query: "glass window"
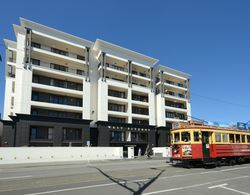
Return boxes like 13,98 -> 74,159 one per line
229,134 -> 235,143
222,133 -> 228,142
236,134 -> 241,143
181,132 -> 190,142
215,133 -> 221,142
193,131 -> 200,142
247,135 -> 250,143
30,127 -> 37,139
174,132 -> 180,142
241,135 -> 246,143
31,58 -> 40,65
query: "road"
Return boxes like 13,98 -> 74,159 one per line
0,159 -> 250,195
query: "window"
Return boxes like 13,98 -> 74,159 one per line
236,134 -> 241,143
77,55 -> 85,61
222,133 -> 229,142
30,126 -> 53,140
51,47 -> 68,56
63,128 -> 82,140
11,97 -> 14,106
31,42 -> 41,48
181,132 -> 190,142
215,133 -> 221,142
247,135 -> 250,143
32,92 -> 39,101
229,134 -> 235,143
241,135 -> 246,143
12,81 -> 15,93
31,58 -> 40,65
174,132 -> 180,142
193,131 -> 200,142
76,69 -> 84,75
110,131 -> 124,142
51,63 -> 68,72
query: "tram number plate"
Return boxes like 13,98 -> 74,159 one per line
206,144 -> 210,149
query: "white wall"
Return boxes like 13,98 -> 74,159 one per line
152,147 -> 171,158
0,147 -> 123,164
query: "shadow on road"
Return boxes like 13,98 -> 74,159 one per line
91,166 -> 165,195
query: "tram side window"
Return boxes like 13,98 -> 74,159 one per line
222,133 -> 229,143
236,134 -> 241,143
229,134 -> 235,143
181,132 -> 190,142
174,132 -> 180,142
247,135 -> 250,143
193,131 -> 200,142
215,133 -> 221,142
241,135 -> 246,143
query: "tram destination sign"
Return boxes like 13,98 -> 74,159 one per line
237,122 -> 248,130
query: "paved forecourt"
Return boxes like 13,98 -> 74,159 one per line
0,159 -> 249,195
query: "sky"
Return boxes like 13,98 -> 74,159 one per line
0,0 -> 250,124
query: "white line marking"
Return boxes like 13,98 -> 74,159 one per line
0,175 -> 32,180
24,182 -> 119,195
220,185 -> 250,195
142,176 -> 250,195
209,183 -> 250,195
208,183 -> 227,189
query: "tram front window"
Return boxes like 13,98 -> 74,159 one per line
174,132 -> 180,142
181,131 -> 190,142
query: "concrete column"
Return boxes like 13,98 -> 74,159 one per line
160,70 -> 164,97
127,87 -> 132,123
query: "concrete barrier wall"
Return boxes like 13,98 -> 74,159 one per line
152,147 -> 171,158
0,147 -> 123,164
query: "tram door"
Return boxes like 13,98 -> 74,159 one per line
201,132 -> 210,159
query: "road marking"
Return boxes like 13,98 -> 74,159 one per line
208,183 -> 228,189
209,183 -> 250,195
142,175 -> 250,195
0,175 -> 32,180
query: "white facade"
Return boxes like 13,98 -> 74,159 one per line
3,18 -> 191,128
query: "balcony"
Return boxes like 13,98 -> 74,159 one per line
31,42 -> 86,65
108,103 -> 126,113
31,58 -> 85,78
108,89 -> 126,99
32,74 -> 83,91
132,70 -> 150,81
165,111 -> 187,120
165,100 -> 186,109
132,107 -> 149,115
106,63 -> 127,72
164,80 -> 187,90
165,91 -> 187,100
132,94 -> 148,103
32,91 -> 83,107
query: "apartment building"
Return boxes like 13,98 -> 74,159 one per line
1,18 -> 191,152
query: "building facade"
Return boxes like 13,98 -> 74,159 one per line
1,18 -> 191,151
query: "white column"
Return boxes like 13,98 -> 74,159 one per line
156,93 -> 165,127
97,78 -> 108,121
149,91 -> 156,125
83,80 -> 90,119
127,87 -> 132,123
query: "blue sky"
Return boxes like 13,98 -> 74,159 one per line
0,0 -> 250,124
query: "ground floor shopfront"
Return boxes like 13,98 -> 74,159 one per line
1,116 -> 172,150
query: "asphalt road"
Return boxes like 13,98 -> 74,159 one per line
0,159 -> 250,195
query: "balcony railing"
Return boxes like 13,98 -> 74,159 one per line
108,90 -> 126,99
132,94 -> 148,102
31,42 -> 86,62
132,70 -> 150,78
108,103 -> 126,112
165,91 -> 187,99
165,80 -> 187,89
165,101 -> 186,109
166,112 -> 187,120
31,59 -> 85,77
106,63 -> 128,72
132,107 -> 149,115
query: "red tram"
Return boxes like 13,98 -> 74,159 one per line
170,124 -> 250,167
